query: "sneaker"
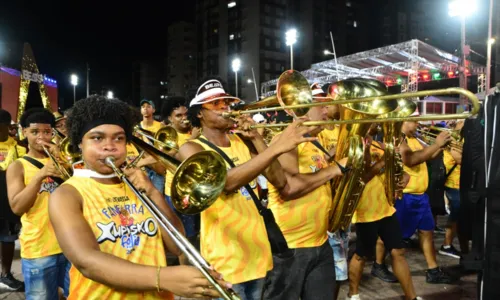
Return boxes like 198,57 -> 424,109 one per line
434,226 -> 446,234
426,267 -> 454,284
438,245 -> 461,259
371,262 -> 398,283
346,295 -> 361,300
0,272 -> 25,291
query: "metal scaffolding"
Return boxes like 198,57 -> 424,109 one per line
261,39 -> 485,97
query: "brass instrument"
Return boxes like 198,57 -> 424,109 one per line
134,126 -> 179,151
42,144 -> 72,180
416,126 -> 463,151
105,153 -> 240,300
262,126 -> 284,145
247,87 -> 479,129
131,136 -> 226,215
224,70 -> 313,119
328,78 -> 398,233
378,99 -> 417,205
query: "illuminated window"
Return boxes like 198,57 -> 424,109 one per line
228,2 -> 236,8
229,34 -> 235,40
353,21 -> 357,27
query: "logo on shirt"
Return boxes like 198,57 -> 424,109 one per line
239,179 -> 257,200
310,155 -> 325,173
39,177 -> 59,194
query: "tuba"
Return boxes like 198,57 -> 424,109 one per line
379,99 -> 417,204
327,78 -> 398,232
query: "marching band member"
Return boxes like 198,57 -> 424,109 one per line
438,121 -> 464,259
0,109 -> 26,292
393,120 -> 454,284
139,99 -> 166,193
161,96 -> 200,265
7,108 -> 71,299
263,92 -> 346,300
179,77 -> 317,299
54,112 -> 68,138
347,124 -> 420,300
49,96 -> 228,299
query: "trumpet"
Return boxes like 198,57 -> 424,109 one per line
416,126 -> 463,151
105,156 -> 240,300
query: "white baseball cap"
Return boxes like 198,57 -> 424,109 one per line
252,114 -> 266,123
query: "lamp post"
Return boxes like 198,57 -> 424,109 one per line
448,0 -> 477,104
107,91 -> 114,99
285,29 -> 297,70
70,74 -> 78,104
486,0 -> 494,90
232,58 -> 241,97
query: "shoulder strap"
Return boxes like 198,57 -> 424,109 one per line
21,156 -> 64,185
197,137 -> 265,214
445,164 -> 458,179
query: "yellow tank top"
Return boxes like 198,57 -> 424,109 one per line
319,126 -> 340,151
165,131 -> 192,196
443,150 -> 460,189
140,121 -> 163,134
125,143 -> 140,165
403,137 -> 429,194
63,176 -> 172,300
18,157 -> 62,259
268,138 -> 332,248
353,143 -> 396,223
191,134 -> 272,284
0,137 -> 25,171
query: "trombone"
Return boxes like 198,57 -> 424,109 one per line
108,137 -> 240,300
134,126 -> 179,151
42,143 -> 72,180
416,126 -> 463,151
238,88 -> 480,128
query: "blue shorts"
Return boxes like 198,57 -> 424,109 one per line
328,226 -> 350,281
445,187 -> 460,222
395,193 -> 435,238
165,196 -> 197,238
22,253 -> 71,300
145,167 -> 165,195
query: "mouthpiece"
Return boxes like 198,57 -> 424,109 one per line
104,157 -> 116,166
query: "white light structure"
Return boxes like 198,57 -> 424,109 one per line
107,91 -> 114,99
448,0 -> 477,17
232,58 -> 241,97
285,29 -> 297,70
70,74 -> 78,104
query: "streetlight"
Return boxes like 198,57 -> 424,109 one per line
285,29 -> 297,70
324,49 -> 333,56
107,91 -> 114,99
448,0 -> 477,104
486,0 -> 494,90
70,74 -> 78,104
232,58 -> 241,97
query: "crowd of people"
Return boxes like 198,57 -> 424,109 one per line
0,75 -> 469,300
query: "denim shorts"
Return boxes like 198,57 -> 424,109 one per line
145,167 -> 165,195
218,278 -> 265,300
328,226 -> 350,281
445,187 -> 460,222
22,253 -> 71,300
165,196 -> 198,238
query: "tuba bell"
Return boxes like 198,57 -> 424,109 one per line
327,78 -> 398,233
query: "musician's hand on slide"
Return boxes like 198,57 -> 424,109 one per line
122,166 -> 154,194
39,159 -> 63,179
162,266 -> 232,298
233,116 -> 259,140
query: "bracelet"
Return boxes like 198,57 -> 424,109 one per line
156,265 -> 161,293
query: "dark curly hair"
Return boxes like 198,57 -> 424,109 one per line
66,95 -> 136,148
0,109 -> 12,126
161,96 -> 188,121
187,76 -> 228,128
20,108 -> 55,128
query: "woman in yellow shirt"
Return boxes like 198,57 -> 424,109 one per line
49,96 -> 229,299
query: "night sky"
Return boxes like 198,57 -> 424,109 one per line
0,0 -> 195,110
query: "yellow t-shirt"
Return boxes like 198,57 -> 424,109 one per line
268,138 -> 332,248
191,134 -> 272,284
0,137 -> 26,171
18,157 -> 62,259
403,137 -> 429,195
319,125 -> 340,151
353,143 -> 396,223
165,131 -> 192,196
140,120 -> 163,135
63,176 -> 172,300
125,143 -> 140,165
444,150 -> 460,189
